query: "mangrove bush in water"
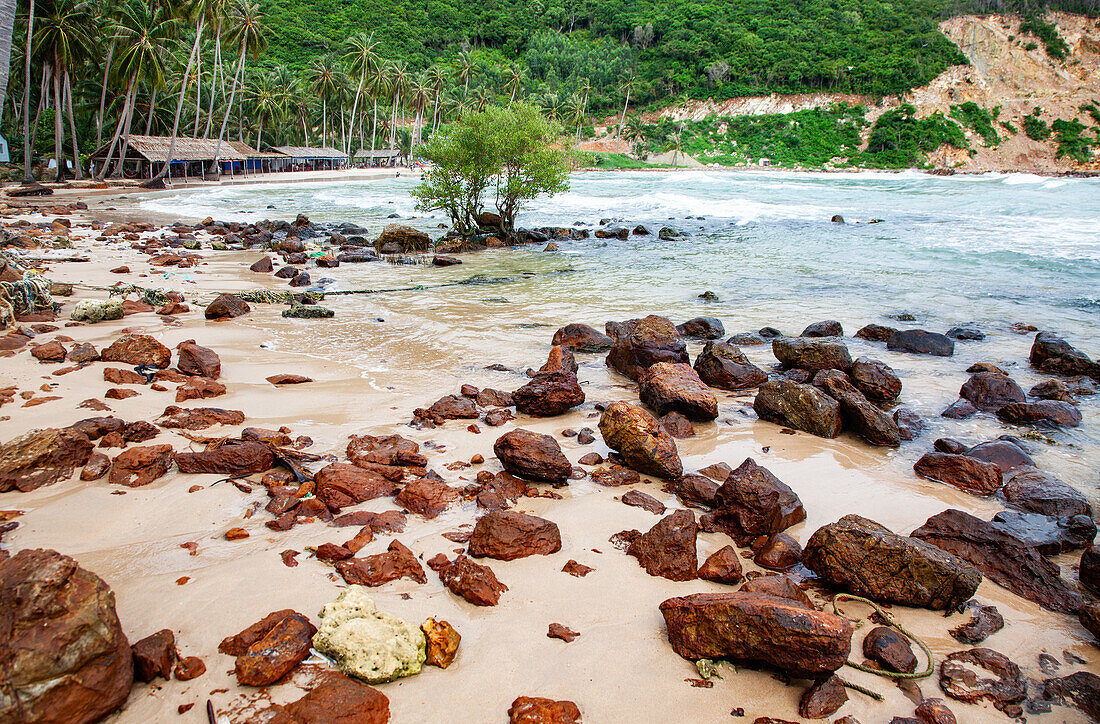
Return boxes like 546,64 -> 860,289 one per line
412,104 -> 570,236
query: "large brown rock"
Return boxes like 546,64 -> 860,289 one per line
346,434 -> 426,469
1081,545 -> 1100,595
493,429 -> 571,483
708,458 -> 805,545
639,362 -> 718,421
659,592 -> 853,677
996,400 -> 1082,427
434,554 -> 508,606
109,444 -> 174,487
426,394 -> 479,420
101,333 -> 171,367
598,401 -> 682,479
753,380 -> 842,438
803,514 -> 981,610
913,452 -> 1002,495
219,609 -> 303,656
335,540 -> 427,587
204,293 -> 251,319
815,370 -> 900,447
959,373 -> 1024,411
964,440 -> 1034,474
176,341 -> 221,379
0,428 -> 93,492
990,510 -> 1096,555
508,696 -> 581,724
1030,331 -> 1099,380
234,613 -> 317,686
375,224 -> 430,253
0,549 -> 133,723
174,442 -> 274,477
276,670 -> 390,724
551,323 -> 614,352
697,545 -> 743,584
771,337 -> 852,372
799,674 -> 848,719
131,629 -> 177,682
394,478 -> 461,519
157,405 -> 245,430
468,510 -> 561,561
849,357 -> 901,402
512,371 -> 584,417
693,340 -> 768,390
677,316 -> 725,339
911,508 -> 1083,613
939,648 -> 1026,711
313,463 -> 398,509
887,329 -> 954,356
605,315 -> 688,380
626,509 -> 698,581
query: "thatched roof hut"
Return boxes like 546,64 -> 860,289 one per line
89,135 -> 248,162
270,146 -> 349,160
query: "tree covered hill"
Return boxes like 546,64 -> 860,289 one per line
257,0 -> 970,109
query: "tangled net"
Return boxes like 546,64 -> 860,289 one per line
107,284 -> 172,307
0,273 -> 54,330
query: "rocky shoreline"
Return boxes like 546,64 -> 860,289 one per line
0,197 -> 1097,723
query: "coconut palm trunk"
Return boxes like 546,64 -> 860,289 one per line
96,40 -> 114,147
51,57 -> 65,181
212,44 -> 246,176
151,21 -> 202,184
21,0 -> 34,181
0,0 -> 16,116
64,72 -> 80,178
95,78 -> 134,181
616,84 -> 631,155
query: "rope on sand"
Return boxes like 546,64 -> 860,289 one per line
828,593 -> 936,701
0,274 -> 54,329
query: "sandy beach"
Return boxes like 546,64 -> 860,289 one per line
0,178 -> 1097,724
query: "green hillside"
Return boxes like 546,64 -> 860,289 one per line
257,0 -> 969,110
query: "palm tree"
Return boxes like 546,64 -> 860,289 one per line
623,113 -> 647,155
96,0 -> 179,180
366,59 -> 385,151
616,74 -> 635,154
408,71 -> 429,148
213,0 -> 266,173
247,70 -> 283,149
309,54 -> 337,147
21,0 -> 34,181
506,64 -> 521,105
469,85 -> 491,113
453,50 -> 473,99
387,60 -> 407,149
34,0 -> 96,179
565,93 -> 584,139
200,0 -> 230,138
426,64 -> 445,133
342,32 -> 378,154
0,0 -> 16,116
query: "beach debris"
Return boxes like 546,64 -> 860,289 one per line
468,510 -> 562,561
703,458 -> 805,545
283,303 -> 335,319
887,329 -> 954,356
551,322 -> 614,352
697,545 -> 743,584
493,429 -> 571,483
753,380 -> 842,438
508,697 -> 582,724
639,362 -> 718,421
803,514 -> 981,610
598,400 -> 682,479
0,549 -> 133,722
627,509 -> 698,581
911,509 -> 1083,613
606,315 -> 688,380
693,341 -> 768,390
430,554 -> 508,606
313,586 -> 427,683
659,592 -> 853,677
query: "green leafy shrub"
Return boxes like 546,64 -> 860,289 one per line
858,104 -> 967,168
951,102 -> 1000,146
1024,113 -> 1051,140
1019,16 -> 1070,60
1052,118 -> 1094,163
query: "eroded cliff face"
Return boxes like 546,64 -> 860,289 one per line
643,13 -> 1100,172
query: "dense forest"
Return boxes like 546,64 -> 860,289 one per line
0,0 -> 1096,182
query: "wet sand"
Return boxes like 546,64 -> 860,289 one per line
0,201 -> 1097,723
